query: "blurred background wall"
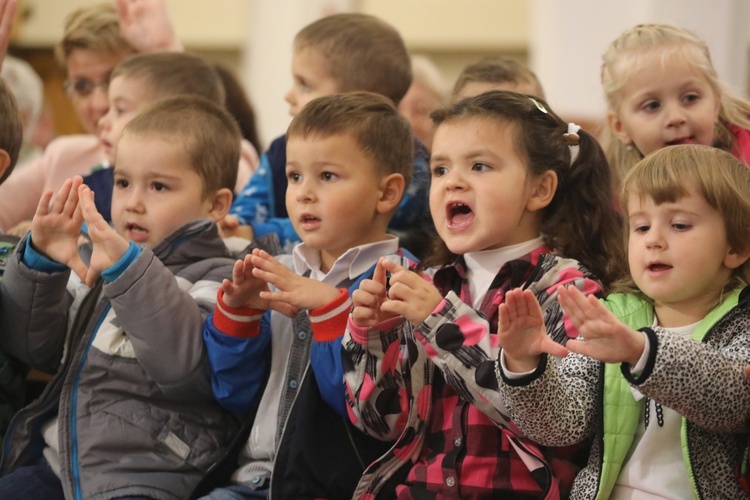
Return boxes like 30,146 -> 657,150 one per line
9,0 -> 750,148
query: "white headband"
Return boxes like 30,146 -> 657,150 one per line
564,123 -> 581,166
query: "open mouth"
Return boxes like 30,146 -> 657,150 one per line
647,262 -> 672,272
447,202 -> 474,228
300,214 -> 320,223
126,223 -> 147,235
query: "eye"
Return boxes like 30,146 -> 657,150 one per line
471,162 -> 491,172
320,171 -> 337,181
672,223 -> 691,231
287,171 -> 301,183
114,178 -> 129,189
642,100 -> 660,112
683,93 -> 700,105
431,165 -> 447,177
633,224 -> 650,234
152,182 -> 168,192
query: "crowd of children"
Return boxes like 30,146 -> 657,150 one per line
0,0 -> 749,498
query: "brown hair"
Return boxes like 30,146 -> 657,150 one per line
0,78 -> 23,183
54,3 -> 135,69
294,13 -> 411,105
287,91 -> 413,188
121,96 -> 240,197
214,63 -> 262,153
426,91 -> 625,287
452,56 -> 545,100
111,52 -> 225,104
615,144 -> 750,296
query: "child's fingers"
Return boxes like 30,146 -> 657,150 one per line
373,258 -> 387,286
357,278 -> 386,299
62,177 -> 83,216
352,288 -> 379,310
542,337 -> 569,358
49,178 -> 74,214
34,189 -> 54,217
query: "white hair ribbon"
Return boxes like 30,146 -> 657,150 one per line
564,123 -> 581,166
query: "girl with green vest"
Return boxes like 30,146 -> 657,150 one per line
497,144 -> 750,498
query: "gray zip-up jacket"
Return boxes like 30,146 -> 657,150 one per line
0,220 -> 240,500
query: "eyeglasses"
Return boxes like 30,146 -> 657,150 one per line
63,78 -> 109,99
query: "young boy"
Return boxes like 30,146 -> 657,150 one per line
0,96 -> 241,499
452,55 -> 546,101
220,13 -> 431,258
85,51 -> 255,221
196,92 -> 417,499
0,76 -> 28,438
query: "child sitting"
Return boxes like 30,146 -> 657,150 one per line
85,51 -> 255,222
220,13 -> 431,258
498,144 -> 750,497
343,91 -> 624,498
196,91 -> 418,500
601,23 -> 750,183
0,96 -> 242,499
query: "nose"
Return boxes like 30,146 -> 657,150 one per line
444,169 -> 467,191
98,111 -> 110,134
123,187 -> 145,213
294,179 -> 315,203
90,86 -> 110,122
644,224 -> 665,249
284,87 -> 297,116
664,101 -> 687,128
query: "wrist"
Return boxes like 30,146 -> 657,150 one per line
503,350 -> 541,373
625,329 -> 646,366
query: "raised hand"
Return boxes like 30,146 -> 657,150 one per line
251,249 -> 335,315
557,285 -> 645,365
497,288 -> 568,372
0,0 -> 16,68
78,184 -> 130,287
378,258 -> 442,325
30,176 -> 87,281
116,0 -> 183,53
221,252 -> 272,311
351,257 -> 395,328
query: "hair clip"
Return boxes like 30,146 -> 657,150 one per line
528,97 -> 548,114
563,133 -> 580,146
566,123 -> 581,165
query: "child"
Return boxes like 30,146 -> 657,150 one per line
0,96 -> 242,499
0,75 -> 28,438
343,90 -> 624,498
195,92 -> 418,500
221,13 -> 431,258
452,55 -> 545,101
497,144 -> 750,498
398,54 -> 448,150
85,51 -> 254,221
601,23 -> 750,183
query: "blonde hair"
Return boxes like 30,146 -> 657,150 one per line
54,3 -> 135,69
601,23 -> 750,182
615,144 -> 750,297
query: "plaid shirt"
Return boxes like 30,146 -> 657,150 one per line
344,246 -> 603,499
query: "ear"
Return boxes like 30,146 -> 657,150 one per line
607,111 -> 633,146
376,173 -> 405,215
206,188 -> 234,222
724,240 -> 750,270
0,150 -> 10,183
526,170 -> 557,212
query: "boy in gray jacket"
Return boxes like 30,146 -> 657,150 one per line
0,96 -> 241,499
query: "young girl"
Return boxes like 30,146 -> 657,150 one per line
342,91 -> 625,498
497,144 -> 750,498
601,23 -> 750,182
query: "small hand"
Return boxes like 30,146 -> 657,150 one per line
78,184 -> 130,287
30,176 -> 87,281
251,249 -> 334,314
351,257 -> 395,328
221,253 -> 271,310
218,214 -> 254,240
558,285 -> 644,365
497,288 -> 568,372
378,258 -> 442,325
0,0 -> 15,68
116,0 -> 183,53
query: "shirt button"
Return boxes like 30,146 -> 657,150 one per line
289,379 -> 298,389
445,476 -> 456,487
297,331 -> 308,340
453,437 -> 462,448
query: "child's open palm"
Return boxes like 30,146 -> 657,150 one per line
78,184 -> 130,287
221,252 -> 273,310
30,176 -> 88,282
558,285 -> 645,365
497,288 -> 569,372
